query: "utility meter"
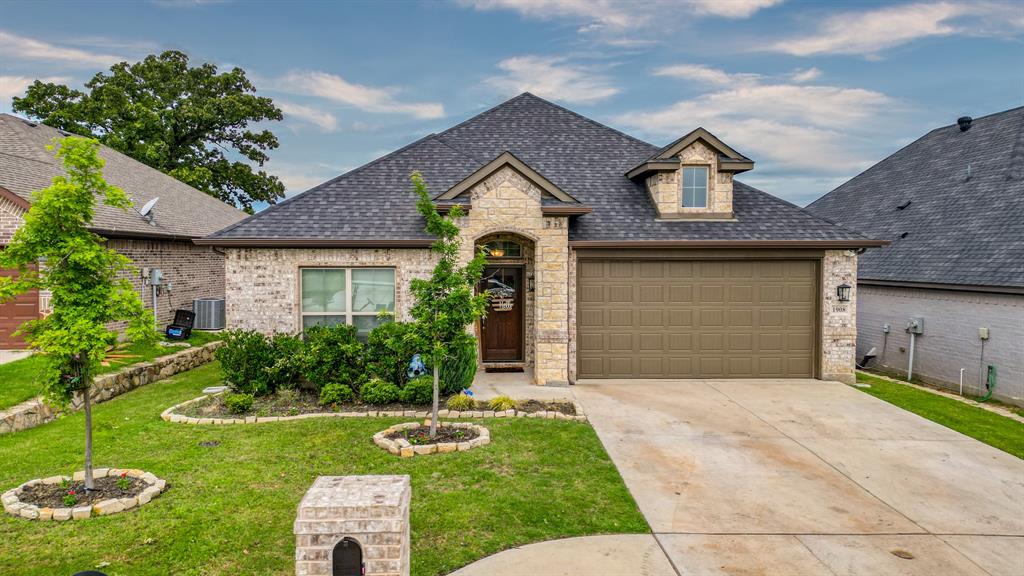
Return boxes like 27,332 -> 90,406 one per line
905,317 -> 924,335
149,268 -> 164,286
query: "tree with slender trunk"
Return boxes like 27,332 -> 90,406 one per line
0,137 -> 154,490
407,172 -> 488,438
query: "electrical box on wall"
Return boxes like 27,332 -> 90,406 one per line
882,323 -> 891,333
149,268 -> 164,286
979,327 -> 990,340
906,317 -> 924,335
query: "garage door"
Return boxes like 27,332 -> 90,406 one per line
577,259 -> 817,379
0,266 -> 38,349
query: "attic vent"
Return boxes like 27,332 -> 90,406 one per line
896,200 -> 912,210
957,116 -> 973,132
21,120 -> 37,128
899,232 -> 909,239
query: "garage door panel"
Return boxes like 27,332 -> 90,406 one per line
578,258 -> 816,379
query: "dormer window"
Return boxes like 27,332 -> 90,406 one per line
682,166 -> 708,208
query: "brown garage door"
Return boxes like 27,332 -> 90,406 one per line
0,266 -> 39,349
577,259 -> 817,379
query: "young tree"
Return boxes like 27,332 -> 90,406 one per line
13,51 -> 284,212
0,137 -> 154,490
407,172 -> 489,438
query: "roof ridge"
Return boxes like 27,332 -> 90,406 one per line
737,180 -> 872,240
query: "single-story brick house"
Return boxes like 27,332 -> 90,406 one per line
199,93 -> 884,386
808,108 -> 1023,405
0,113 -> 247,348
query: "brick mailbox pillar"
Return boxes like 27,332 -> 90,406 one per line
294,475 -> 411,576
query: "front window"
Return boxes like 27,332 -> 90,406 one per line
482,239 -> 522,258
300,267 -> 395,338
682,166 -> 709,208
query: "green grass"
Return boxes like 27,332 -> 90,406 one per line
0,362 -> 647,576
0,331 -> 222,410
855,371 -> 1024,459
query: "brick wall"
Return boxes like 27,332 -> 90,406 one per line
108,239 -> 228,327
0,196 -> 25,245
821,250 -> 858,384
858,285 -> 1023,405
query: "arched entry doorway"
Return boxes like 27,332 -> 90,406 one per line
476,233 -> 535,369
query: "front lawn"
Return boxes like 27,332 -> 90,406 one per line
855,371 -> 1024,459
0,331 -> 222,410
0,362 -> 647,575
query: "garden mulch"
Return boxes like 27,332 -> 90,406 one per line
19,476 -> 147,508
386,426 -> 480,445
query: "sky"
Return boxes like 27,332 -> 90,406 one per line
1,0 -> 1022,208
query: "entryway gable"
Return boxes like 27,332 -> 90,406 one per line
437,151 -> 578,204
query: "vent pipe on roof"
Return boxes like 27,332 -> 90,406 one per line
957,116 -> 973,132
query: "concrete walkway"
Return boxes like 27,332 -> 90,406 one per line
453,379 -> 1024,575
0,350 -> 31,365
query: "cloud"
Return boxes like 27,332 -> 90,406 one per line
486,55 -> 619,104
653,64 -> 761,86
277,71 -> 444,119
790,67 -> 822,82
0,75 -> 72,109
690,0 -> 783,18
278,101 -> 338,132
0,30 -> 123,67
771,2 -> 1024,57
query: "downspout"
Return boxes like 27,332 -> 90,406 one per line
907,331 -> 916,381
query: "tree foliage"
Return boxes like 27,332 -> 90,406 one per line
13,51 -> 284,212
407,171 -> 489,435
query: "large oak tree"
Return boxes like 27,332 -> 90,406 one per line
14,51 -> 284,212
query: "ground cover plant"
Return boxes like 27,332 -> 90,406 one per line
0,362 -> 648,575
855,371 -> 1024,459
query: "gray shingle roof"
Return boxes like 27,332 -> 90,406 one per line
207,93 -> 873,246
807,107 -> 1024,290
0,114 -> 246,239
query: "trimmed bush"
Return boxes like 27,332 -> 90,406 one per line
437,335 -> 478,395
445,393 -> 475,411
217,330 -> 279,396
319,382 -> 354,406
224,392 -> 254,414
399,375 -> 434,405
360,378 -> 401,405
265,333 -> 304,390
487,395 -> 516,411
365,321 -> 418,387
300,324 -> 365,394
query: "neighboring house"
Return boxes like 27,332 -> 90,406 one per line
199,93 -> 883,385
0,113 -> 247,349
808,108 -> 1024,405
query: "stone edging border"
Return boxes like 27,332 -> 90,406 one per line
162,393 -> 588,424
2,468 -> 168,521
374,421 -> 489,457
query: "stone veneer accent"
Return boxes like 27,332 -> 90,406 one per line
373,421 -> 490,457
224,247 -> 437,334
0,341 -> 222,435
454,166 -> 570,385
295,475 -> 411,576
2,468 -> 167,521
821,250 -> 858,383
645,140 -> 734,218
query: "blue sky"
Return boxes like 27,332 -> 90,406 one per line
1,0 -> 1022,207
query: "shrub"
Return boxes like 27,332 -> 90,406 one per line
224,392 -> 255,414
360,378 -> 401,405
265,333 -> 304,390
217,330 -> 277,396
487,395 -> 516,411
301,324 -> 365,394
436,335 -> 478,395
319,382 -> 354,406
445,393 -> 475,411
399,375 -> 434,404
365,321 -> 418,387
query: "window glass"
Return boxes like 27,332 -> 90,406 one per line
352,269 -> 396,313
301,269 -> 346,313
484,240 -> 522,258
682,166 -> 708,208
302,315 -> 346,330
353,315 -> 389,339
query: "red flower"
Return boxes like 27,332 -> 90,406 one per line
68,490 -> 76,495
120,472 -> 127,478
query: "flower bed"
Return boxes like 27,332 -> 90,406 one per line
2,468 -> 167,521
373,422 -> 490,457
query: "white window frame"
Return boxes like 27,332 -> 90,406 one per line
299,267 -> 396,331
681,165 -> 709,208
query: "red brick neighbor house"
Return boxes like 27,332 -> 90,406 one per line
198,93 -> 885,386
0,113 -> 247,349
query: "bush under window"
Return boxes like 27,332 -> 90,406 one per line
399,375 -> 434,405
300,324 -> 365,394
360,378 -> 401,405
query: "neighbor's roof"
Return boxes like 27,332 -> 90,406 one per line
0,113 -> 246,239
807,106 -> 1024,291
204,93 -> 877,248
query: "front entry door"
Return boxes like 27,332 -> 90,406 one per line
480,266 -> 523,363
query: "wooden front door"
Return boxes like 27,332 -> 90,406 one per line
480,266 -> 523,363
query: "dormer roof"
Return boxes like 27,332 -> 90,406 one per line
627,127 -> 754,180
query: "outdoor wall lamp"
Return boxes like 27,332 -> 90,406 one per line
528,274 -> 535,293
836,283 -> 851,302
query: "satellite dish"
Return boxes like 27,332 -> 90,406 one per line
139,197 -> 159,217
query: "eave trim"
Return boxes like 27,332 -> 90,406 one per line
859,279 -> 1024,295
569,239 -> 890,249
192,238 -> 435,248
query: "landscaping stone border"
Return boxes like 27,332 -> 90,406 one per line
0,341 -> 223,435
2,468 -> 168,521
161,393 -> 588,424
374,422 -> 490,457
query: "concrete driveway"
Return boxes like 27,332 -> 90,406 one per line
570,379 -> 1024,576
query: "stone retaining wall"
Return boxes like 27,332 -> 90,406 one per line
0,341 -> 222,435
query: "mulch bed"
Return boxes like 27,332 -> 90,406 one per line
386,426 -> 480,445
515,399 -> 576,415
178,389 -> 437,418
19,476 -> 147,508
